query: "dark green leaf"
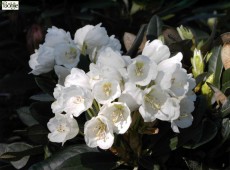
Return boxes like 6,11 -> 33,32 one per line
195,72 -> 211,85
222,81 -> 230,94
221,97 -> 230,117
146,15 -> 162,41
183,119 -> 218,149
126,24 -> 147,58
30,93 -> 54,102
192,2 -> 230,12
222,68 -> 230,84
41,8 -> 65,18
29,145 -> 98,170
79,0 -> 116,9
27,125 -> 49,145
35,77 -> 56,97
208,45 -> 223,88
30,102 -> 53,127
0,144 -> 42,162
16,107 -> 39,127
57,152 -> 118,170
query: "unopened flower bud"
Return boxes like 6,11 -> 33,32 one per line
191,48 -> 204,78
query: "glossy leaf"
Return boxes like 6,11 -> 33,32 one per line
146,15 -> 162,41
29,145 -> 98,170
56,152 -> 118,170
208,45 -> 223,88
16,107 -> 39,127
29,102 -> 53,127
221,96 -> 230,118
126,24 -> 147,58
27,124 -> 49,145
30,93 -> 55,102
35,77 -> 56,97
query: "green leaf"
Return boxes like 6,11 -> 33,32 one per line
30,102 -> 53,127
57,152 -> 118,170
79,0 -> 116,9
126,24 -> 147,58
16,107 -> 39,127
146,15 -> 162,41
183,119 -> 218,149
195,72 -> 211,85
35,76 -> 56,97
221,96 -> 230,117
41,8 -> 65,18
222,81 -> 230,94
29,145 -> 98,170
27,125 -> 49,145
0,144 -> 42,162
30,93 -> 55,102
222,68 -> 230,84
208,45 -> 223,88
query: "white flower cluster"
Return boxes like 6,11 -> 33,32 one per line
29,24 -> 196,149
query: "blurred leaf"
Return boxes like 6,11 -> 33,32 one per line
56,152 -> 118,170
158,0 -> 198,16
41,8 -> 65,18
146,15 -> 162,41
79,0 -> 116,9
35,77 -> 56,97
126,24 -> 147,58
19,5 -> 40,13
30,93 -> 54,102
195,72 -> 211,85
220,32 -> 230,44
222,81 -> 230,94
16,107 -> 39,127
208,45 -> 223,88
29,145 -> 98,170
221,118 -> 230,141
30,102 -> 53,127
123,32 -> 136,52
221,43 -> 230,70
207,82 -> 227,106
222,68 -> 230,84
192,2 -> 230,12
27,124 -> 49,145
183,119 -> 218,149
221,96 -> 230,117
0,144 -> 42,162
163,26 -> 182,45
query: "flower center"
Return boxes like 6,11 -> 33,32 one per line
73,96 -> 84,104
112,104 -> 124,123
144,93 -> 161,110
103,82 -> 112,96
65,47 -> 77,61
95,119 -> 107,141
57,124 -> 66,132
135,61 -> 144,77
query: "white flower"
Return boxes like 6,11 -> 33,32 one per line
173,97 -> 194,132
84,115 -> 114,149
139,85 -> 180,122
87,63 -> 122,88
54,43 -> 80,69
29,45 -> 54,75
127,55 -> 157,86
92,79 -> 121,104
74,24 -> 109,54
44,26 -> 72,47
54,65 -> 70,85
47,113 -> 79,145
142,40 -> 170,64
155,52 -> 183,90
51,85 -> 93,117
118,82 -> 142,111
65,68 -> 91,89
96,47 -> 126,69
108,35 -> 122,52
99,102 -> 131,134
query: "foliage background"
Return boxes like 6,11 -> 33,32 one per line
0,0 -> 230,169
